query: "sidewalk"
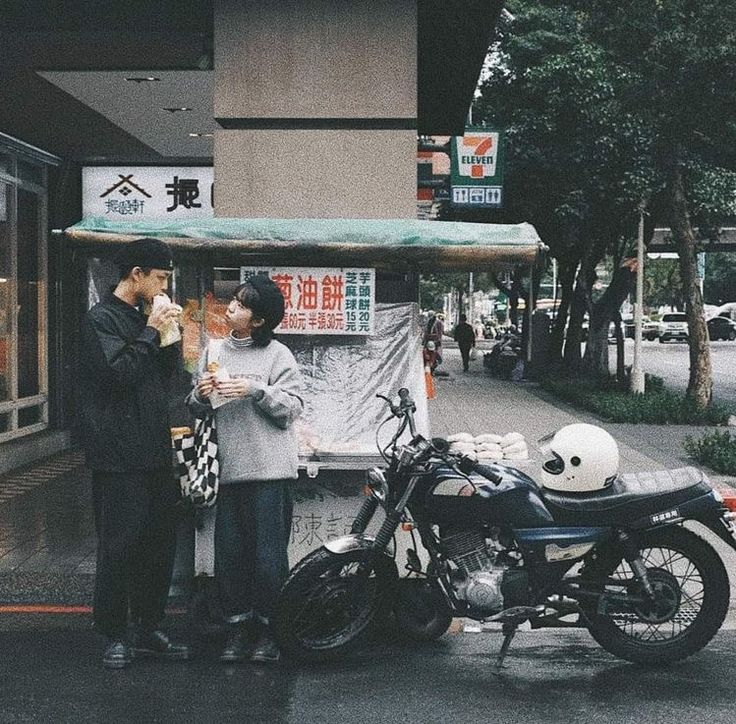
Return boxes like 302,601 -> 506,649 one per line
0,347 -> 734,608
433,346 -> 736,489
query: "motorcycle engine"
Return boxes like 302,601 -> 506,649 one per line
442,528 -> 528,617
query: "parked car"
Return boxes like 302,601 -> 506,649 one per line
658,312 -> 689,343
707,315 -> 736,341
620,316 -> 660,341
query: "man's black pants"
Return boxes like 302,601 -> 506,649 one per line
91,469 -> 178,639
459,344 -> 472,371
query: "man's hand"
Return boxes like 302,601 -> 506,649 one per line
215,378 -> 251,399
147,303 -> 180,334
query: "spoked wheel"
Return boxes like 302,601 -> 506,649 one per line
582,527 -> 729,664
273,547 -> 397,662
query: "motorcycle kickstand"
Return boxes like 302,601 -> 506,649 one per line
493,623 -> 517,676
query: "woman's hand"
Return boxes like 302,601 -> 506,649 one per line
196,373 -> 216,399
215,378 -> 251,399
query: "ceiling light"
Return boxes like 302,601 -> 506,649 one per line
125,76 -> 161,83
164,107 -> 193,113
188,132 -> 214,138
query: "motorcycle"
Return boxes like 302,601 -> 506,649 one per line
274,388 -> 736,670
484,327 -> 522,379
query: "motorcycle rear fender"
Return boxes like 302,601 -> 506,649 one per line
324,533 -> 396,559
628,491 -> 736,552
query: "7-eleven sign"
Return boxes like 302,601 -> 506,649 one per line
450,127 -> 505,208
455,133 -> 499,178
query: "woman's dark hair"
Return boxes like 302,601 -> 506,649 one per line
233,279 -> 284,347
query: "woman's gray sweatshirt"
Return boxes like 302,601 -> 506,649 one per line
186,335 -> 303,483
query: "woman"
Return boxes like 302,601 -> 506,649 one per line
187,275 -> 303,663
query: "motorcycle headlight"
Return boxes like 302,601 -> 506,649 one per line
365,467 -> 388,501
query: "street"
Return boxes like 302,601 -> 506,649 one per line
1,614 -> 736,724
608,339 -> 736,407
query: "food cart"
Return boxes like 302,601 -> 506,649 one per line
61,216 -> 546,601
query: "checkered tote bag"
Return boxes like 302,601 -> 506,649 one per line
173,340 -> 223,508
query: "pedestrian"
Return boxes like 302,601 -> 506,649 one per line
453,314 -> 476,372
423,310 -> 444,372
76,237 -> 191,670
187,274 -> 303,664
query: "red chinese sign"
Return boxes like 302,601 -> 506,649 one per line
241,267 -> 376,335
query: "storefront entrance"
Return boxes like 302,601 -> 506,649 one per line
0,134 -> 58,443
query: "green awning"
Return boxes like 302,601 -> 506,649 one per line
63,216 -> 546,272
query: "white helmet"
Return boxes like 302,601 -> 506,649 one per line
539,423 -> 619,493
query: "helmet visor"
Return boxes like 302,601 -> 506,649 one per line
543,452 -> 565,476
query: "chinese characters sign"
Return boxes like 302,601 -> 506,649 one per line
241,267 -> 375,335
82,166 -> 214,219
450,127 -> 504,209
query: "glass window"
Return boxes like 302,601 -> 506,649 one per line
18,405 -> 42,428
0,412 -> 10,434
16,188 -> 41,398
0,182 -> 11,403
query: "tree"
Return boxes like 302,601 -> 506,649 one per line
581,0 -> 736,407
475,2 -> 654,375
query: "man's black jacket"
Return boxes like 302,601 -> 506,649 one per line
453,322 -> 476,348
76,292 -> 179,472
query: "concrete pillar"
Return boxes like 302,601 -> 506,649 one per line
213,0 -> 417,219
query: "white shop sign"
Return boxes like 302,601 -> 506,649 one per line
241,267 -> 376,336
82,166 -> 214,219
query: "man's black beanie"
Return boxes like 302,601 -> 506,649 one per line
114,237 -> 174,271
247,275 -> 286,330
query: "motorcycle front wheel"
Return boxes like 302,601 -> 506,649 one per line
273,547 -> 398,662
582,526 -> 729,665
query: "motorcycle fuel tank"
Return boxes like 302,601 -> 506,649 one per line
424,463 -> 555,528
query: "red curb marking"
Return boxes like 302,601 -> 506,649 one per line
0,605 -> 187,615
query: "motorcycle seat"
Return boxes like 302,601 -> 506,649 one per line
542,467 -> 712,527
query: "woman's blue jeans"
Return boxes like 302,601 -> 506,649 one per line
215,480 -> 293,625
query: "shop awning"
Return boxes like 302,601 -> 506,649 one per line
62,216 -> 546,272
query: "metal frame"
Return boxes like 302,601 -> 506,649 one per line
0,147 -> 50,443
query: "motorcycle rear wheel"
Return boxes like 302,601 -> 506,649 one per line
582,526 -> 729,665
273,547 -> 397,662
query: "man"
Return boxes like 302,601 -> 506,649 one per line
76,237 -> 191,669
453,314 -> 476,372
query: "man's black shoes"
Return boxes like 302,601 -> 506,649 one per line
250,630 -> 280,663
103,640 -> 133,670
219,628 -> 248,663
132,629 -> 192,661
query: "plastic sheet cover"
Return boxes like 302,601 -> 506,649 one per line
290,302 -> 429,458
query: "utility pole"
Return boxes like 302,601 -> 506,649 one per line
468,272 -> 474,323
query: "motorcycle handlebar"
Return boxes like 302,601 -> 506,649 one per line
376,389 -> 417,437
458,456 -> 504,485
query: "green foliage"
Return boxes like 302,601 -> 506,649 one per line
541,374 -> 729,425
704,252 -> 736,306
645,257 -> 683,310
684,430 -> 736,476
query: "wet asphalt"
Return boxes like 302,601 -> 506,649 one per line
1,614 -> 735,724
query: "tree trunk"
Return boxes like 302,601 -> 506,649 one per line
667,153 -> 712,408
549,261 -> 576,362
564,250 -> 597,371
613,310 -> 626,383
582,263 -> 636,377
